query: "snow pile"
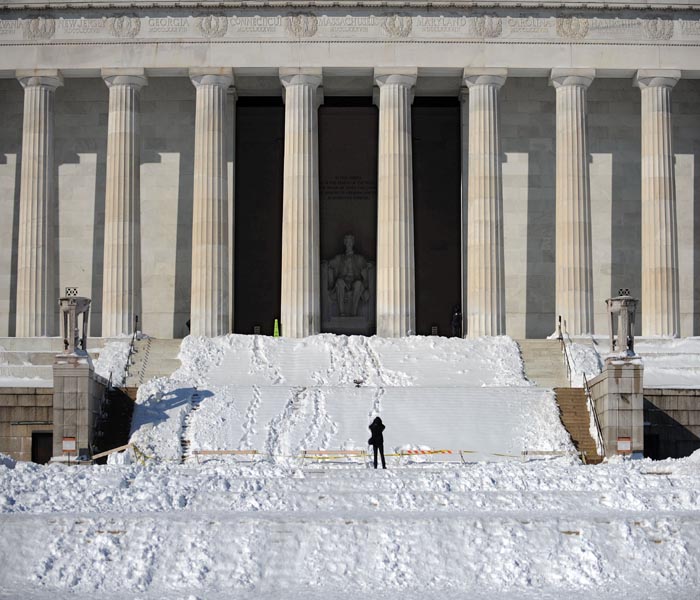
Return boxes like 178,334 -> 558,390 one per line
0,375 -> 53,388
175,334 -> 528,388
635,337 -> 700,388
566,339 -> 603,386
0,452 -> 15,469
0,457 -> 699,599
93,340 -> 131,386
129,335 -> 574,463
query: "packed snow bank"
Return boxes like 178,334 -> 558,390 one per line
0,376 -> 52,388
0,453 -> 15,469
129,335 -> 574,462
0,457 -> 699,599
635,337 -> 700,388
566,339 -> 603,386
175,334 -> 529,388
93,340 -> 131,386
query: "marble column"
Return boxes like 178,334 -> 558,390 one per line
464,69 -> 507,337
635,70 -> 681,337
16,70 -> 63,337
375,69 -> 417,337
189,68 -> 233,337
279,68 -> 322,338
101,69 -> 147,337
550,68 -> 595,335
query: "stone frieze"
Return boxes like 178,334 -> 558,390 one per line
0,10 -> 697,45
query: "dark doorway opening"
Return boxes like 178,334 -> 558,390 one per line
319,97 -> 378,335
412,98 -> 462,336
31,431 -> 52,464
234,97 -> 285,335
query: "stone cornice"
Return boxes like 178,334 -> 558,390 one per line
2,1 -> 700,12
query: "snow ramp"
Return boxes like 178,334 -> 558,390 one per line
129,335 -> 575,462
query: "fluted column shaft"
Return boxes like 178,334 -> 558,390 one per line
279,69 -> 322,338
189,69 -> 233,337
551,69 -> 595,335
16,70 -> 63,337
635,70 -> 680,337
101,70 -> 147,336
375,71 -> 417,337
464,70 -> 507,337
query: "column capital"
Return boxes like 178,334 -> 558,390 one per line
189,68 -> 234,89
279,67 -> 322,88
17,69 -> 63,90
634,69 -> 681,90
549,68 -> 595,89
102,68 -> 148,89
463,68 -> 507,89
374,68 -> 417,88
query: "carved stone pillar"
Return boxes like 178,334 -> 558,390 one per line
635,70 -> 681,337
189,68 -> 233,337
375,69 -> 417,337
279,68 -> 322,338
550,68 -> 595,335
464,69 -> 507,337
101,69 -> 147,337
16,70 -> 63,337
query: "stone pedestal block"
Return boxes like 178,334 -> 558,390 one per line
101,69 -> 147,337
589,359 -> 644,456
375,69 -> 417,337
635,70 -> 681,337
52,353 -> 105,458
16,70 -> 63,337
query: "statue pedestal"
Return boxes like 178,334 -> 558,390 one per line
324,316 -> 374,336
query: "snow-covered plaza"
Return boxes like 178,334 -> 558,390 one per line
2,333 -> 700,598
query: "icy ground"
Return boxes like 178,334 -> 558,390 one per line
1,453 -> 700,599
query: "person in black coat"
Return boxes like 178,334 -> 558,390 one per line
368,416 -> 386,469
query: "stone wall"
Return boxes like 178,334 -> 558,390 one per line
0,387 -> 53,462
0,76 -> 698,338
644,388 -> 700,459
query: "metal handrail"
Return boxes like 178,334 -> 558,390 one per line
121,314 -> 139,387
557,315 -> 574,387
582,372 -> 606,458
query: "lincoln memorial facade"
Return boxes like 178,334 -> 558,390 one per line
0,1 -> 699,340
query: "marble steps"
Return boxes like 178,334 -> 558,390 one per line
126,338 -> 182,387
517,339 -> 569,389
554,387 -> 602,464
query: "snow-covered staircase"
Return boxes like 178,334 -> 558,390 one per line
180,392 -> 204,463
125,338 -> 182,387
554,387 -> 602,464
517,339 -> 569,388
128,336 -> 577,463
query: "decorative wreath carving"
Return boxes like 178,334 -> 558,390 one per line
107,15 -> 141,38
286,13 -> 318,38
474,16 -> 502,39
196,15 -> 229,39
643,18 -> 673,40
22,17 -> 55,40
556,17 -> 589,39
382,14 -> 412,38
